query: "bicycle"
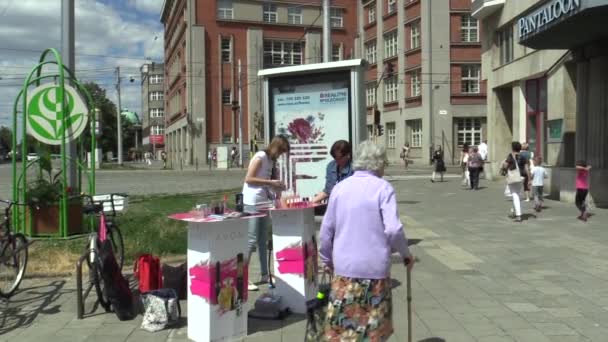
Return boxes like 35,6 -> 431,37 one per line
77,193 -> 128,312
0,199 -> 31,298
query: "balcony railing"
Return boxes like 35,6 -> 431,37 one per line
471,0 -> 505,20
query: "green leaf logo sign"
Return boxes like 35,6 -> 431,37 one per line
26,83 -> 89,145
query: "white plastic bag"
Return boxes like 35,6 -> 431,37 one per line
141,288 -> 181,332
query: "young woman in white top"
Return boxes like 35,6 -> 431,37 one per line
242,136 -> 289,290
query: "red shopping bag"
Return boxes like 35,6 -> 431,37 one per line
134,254 -> 163,293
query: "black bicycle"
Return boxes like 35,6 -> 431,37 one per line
80,193 -> 127,311
0,199 -> 30,298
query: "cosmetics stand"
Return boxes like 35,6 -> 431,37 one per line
169,211 -> 265,342
269,203 -> 321,314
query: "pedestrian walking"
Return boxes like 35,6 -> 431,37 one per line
501,141 -> 531,222
319,140 -> 414,341
460,144 -> 470,188
575,160 -> 592,222
242,136 -> 289,291
207,150 -> 213,170
161,151 -> 167,169
519,143 -> 532,201
531,156 -> 547,212
401,142 -> 410,169
467,146 -> 484,190
212,148 -> 217,168
430,145 -> 446,183
230,146 -> 238,168
478,140 -> 488,161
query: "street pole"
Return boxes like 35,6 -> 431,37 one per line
238,59 -> 244,168
115,67 -> 123,165
428,1 -> 434,163
322,0 -> 331,62
61,0 -> 77,188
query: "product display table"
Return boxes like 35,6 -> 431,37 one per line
268,204 -> 321,314
169,211 -> 265,342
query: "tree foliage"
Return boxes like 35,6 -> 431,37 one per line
0,126 -> 12,153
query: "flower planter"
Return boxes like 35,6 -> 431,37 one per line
26,203 -> 84,236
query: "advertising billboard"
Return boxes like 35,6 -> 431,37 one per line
260,60 -> 366,198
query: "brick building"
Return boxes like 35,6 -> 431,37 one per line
160,0 -> 358,167
360,0 -> 486,164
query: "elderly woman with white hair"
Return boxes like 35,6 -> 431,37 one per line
319,140 -> 414,341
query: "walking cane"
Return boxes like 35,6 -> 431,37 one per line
406,258 -> 413,342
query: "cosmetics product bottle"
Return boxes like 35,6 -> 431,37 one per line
235,193 -> 244,212
214,261 -> 221,305
236,253 -> 244,304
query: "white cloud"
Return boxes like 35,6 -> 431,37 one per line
127,0 -> 164,15
0,0 -> 163,128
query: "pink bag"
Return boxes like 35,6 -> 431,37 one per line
99,214 -> 107,241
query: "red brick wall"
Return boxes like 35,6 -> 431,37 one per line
383,13 -> 398,32
406,50 -> 422,68
450,46 -> 482,62
405,0 -> 420,19
450,0 -> 472,10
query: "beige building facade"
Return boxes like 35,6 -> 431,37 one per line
474,0 -> 608,206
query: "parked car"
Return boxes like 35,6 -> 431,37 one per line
26,153 -> 39,162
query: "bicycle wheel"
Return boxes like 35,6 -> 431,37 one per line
87,253 -> 111,312
106,223 -> 124,271
0,233 -> 28,298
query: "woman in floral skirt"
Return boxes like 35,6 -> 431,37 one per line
319,141 -> 415,341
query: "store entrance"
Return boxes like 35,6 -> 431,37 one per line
525,78 -> 547,159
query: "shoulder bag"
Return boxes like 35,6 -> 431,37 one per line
506,154 -> 523,184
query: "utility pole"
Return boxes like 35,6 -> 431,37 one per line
61,0 -> 77,188
322,0 -> 331,62
238,59 -> 244,168
115,67 -> 123,165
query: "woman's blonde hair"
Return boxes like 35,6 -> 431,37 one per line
265,135 -> 290,160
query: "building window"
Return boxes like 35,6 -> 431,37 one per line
222,89 -> 232,104
150,108 -> 164,118
332,44 -> 342,61
461,65 -> 481,94
150,91 -> 163,101
384,30 -> 397,58
407,119 -> 422,148
456,118 -> 482,146
365,41 -> 377,64
386,122 -> 396,148
410,70 -> 421,97
149,74 -> 163,85
217,0 -> 233,19
330,8 -> 343,28
151,125 -> 164,135
221,38 -> 232,63
368,3 -> 376,24
387,0 -> 397,15
288,6 -> 302,24
498,26 -> 514,65
410,22 -> 420,49
461,15 -> 479,42
384,75 -> 398,103
263,40 -> 303,67
366,83 -> 376,107
263,3 -> 278,23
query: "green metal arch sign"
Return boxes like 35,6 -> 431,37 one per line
26,83 -> 89,145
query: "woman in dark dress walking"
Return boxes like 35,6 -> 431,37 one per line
431,145 -> 446,182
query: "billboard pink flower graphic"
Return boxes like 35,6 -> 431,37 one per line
278,113 -> 325,144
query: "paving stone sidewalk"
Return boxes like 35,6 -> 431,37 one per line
1,176 -> 607,341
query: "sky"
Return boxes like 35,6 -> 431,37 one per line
0,0 -> 164,134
